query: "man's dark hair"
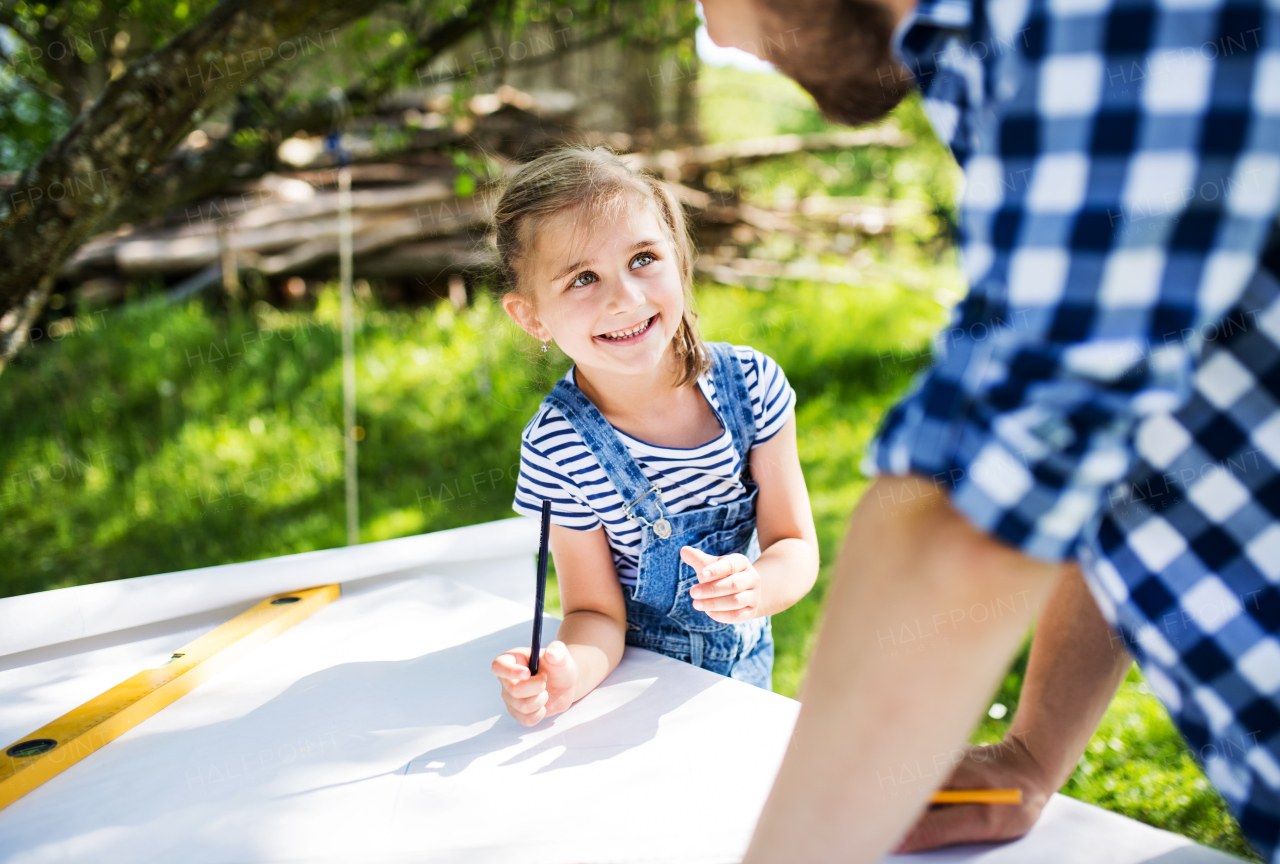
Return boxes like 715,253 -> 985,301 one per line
757,0 -> 915,127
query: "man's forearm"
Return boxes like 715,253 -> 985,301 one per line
1008,564 -> 1133,791
743,476 -> 1067,863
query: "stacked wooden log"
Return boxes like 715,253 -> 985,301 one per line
56,88 -> 918,304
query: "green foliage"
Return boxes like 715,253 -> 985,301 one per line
0,0 -> 219,172
0,0 -> 700,189
0,73 -> 68,171
449,147 -> 500,197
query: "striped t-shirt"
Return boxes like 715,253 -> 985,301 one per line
512,345 -> 796,587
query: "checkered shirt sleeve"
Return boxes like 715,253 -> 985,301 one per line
867,0 -> 1280,562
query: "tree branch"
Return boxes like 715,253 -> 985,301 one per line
0,0 -> 382,365
104,0 -> 503,229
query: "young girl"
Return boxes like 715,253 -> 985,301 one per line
490,146 -> 819,726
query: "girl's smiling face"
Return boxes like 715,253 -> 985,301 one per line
504,197 -> 686,381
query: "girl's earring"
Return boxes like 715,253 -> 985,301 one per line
541,340 -> 549,353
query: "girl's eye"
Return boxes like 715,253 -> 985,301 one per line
631,251 -> 656,269
570,271 -> 598,288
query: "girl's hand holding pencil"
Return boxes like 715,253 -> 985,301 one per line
492,641 -> 579,727
682,546 -> 763,624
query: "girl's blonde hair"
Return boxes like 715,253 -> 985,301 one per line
492,145 -> 710,387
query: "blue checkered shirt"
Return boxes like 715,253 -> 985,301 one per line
867,0 -> 1280,855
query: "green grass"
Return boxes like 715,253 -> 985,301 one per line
0,277 -> 937,603
0,66 -> 1262,862
0,289 -> 557,592
1068,674 -> 1261,860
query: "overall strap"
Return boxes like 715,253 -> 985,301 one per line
705,342 -> 757,467
541,375 -> 666,525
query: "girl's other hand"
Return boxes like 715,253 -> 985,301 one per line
681,545 -> 762,623
491,640 -> 578,726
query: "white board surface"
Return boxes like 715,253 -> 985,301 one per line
0,544 -> 1248,863
0,516 -> 539,657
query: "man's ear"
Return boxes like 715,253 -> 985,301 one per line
502,292 -> 550,341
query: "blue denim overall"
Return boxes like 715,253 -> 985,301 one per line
542,342 -> 774,690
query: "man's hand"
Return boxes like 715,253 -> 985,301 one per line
894,736 -> 1055,853
682,545 -> 762,623
491,640 -> 578,726
895,564 -> 1133,853
741,476 -> 1067,864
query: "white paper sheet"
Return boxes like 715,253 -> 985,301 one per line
0,565 -> 1247,863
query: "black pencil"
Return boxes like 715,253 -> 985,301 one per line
529,498 -> 551,675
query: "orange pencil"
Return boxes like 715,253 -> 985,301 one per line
930,789 -> 1023,805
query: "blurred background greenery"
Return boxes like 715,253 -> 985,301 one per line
0,30 -> 1261,862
